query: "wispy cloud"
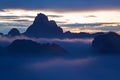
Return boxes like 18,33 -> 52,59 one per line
61,23 -> 120,27
47,15 -> 63,18
85,15 -> 97,18
61,23 -> 120,33
27,57 -> 95,69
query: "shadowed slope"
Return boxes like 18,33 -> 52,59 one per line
6,39 -> 66,55
92,32 -> 120,53
24,13 -> 63,38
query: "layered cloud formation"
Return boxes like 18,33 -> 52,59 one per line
0,0 -> 120,11
0,0 -> 120,34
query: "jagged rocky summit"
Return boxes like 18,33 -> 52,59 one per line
24,13 -> 63,38
6,13 -> 106,38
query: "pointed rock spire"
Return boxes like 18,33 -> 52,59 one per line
33,13 -> 49,25
24,13 -> 63,38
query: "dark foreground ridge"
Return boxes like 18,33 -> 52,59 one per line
0,39 -> 66,56
92,32 -> 120,53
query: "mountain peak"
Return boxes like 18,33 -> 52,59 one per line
33,13 -> 49,25
92,32 -> 120,53
24,13 -> 63,38
8,28 -> 20,37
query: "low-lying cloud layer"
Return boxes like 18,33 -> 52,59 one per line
0,35 -> 120,80
0,55 -> 120,80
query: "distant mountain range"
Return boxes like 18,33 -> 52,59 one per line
1,13 -> 120,54
0,13 -> 106,38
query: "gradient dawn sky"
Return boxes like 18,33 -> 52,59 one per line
0,0 -> 120,34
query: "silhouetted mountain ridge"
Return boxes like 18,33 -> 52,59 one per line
7,39 -> 66,55
4,13 -> 106,38
7,28 -> 20,37
92,32 -> 120,53
24,13 -> 63,38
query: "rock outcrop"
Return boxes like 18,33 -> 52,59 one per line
92,32 -> 120,53
24,13 -> 63,38
8,28 -> 20,37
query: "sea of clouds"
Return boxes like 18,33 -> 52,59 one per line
0,36 -> 120,80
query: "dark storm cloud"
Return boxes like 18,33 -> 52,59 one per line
0,16 -> 20,19
47,15 -> 63,18
0,0 -> 120,11
0,23 -> 29,28
13,20 -> 32,22
56,21 -> 67,24
61,23 -> 120,28
85,15 -> 97,18
61,23 -> 120,32
0,16 -> 34,20
100,26 -> 120,31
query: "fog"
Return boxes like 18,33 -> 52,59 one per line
0,37 -> 120,80
0,56 -> 120,80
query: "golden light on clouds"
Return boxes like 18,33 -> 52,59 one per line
61,10 -> 120,23
0,9 -> 120,33
62,27 -> 106,33
1,9 -> 120,23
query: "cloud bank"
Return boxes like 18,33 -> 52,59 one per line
0,55 -> 120,80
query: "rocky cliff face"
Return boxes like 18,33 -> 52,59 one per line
24,13 -> 63,38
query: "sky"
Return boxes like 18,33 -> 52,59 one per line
0,0 -> 120,34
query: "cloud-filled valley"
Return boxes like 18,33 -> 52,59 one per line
0,7 -> 120,80
0,50 -> 120,80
